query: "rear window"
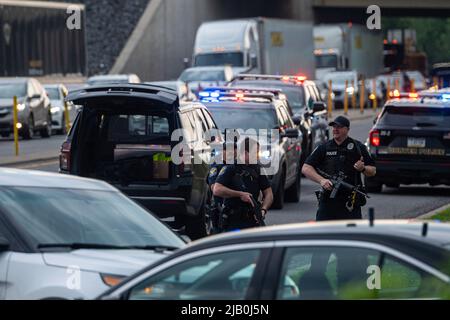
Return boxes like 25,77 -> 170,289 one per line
103,113 -> 171,143
379,106 -> 450,128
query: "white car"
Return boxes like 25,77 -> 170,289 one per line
178,66 -> 235,97
0,168 -> 185,300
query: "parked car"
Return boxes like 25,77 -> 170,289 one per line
0,78 -> 52,139
98,220 -> 450,300
60,84 -> 218,240
86,74 -> 141,86
44,84 -> 76,135
0,168 -> 185,300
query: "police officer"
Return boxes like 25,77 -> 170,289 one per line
213,138 -> 273,230
206,142 -> 237,233
302,116 -> 376,221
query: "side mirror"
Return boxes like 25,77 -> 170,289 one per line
250,54 -> 258,69
281,128 -> 299,139
312,102 -> 326,113
0,236 -> 10,252
291,116 -> 301,126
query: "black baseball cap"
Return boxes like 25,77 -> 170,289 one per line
329,116 -> 350,128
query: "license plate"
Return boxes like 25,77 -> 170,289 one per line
407,137 -> 426,148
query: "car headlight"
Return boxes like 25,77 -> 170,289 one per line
101,274 -> 126,287
346,87 -> 355,95
259,150 -> 271,160
16,103 -> 26,111
51,106 -> 61,114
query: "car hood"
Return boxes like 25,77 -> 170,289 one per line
0,97 -> 25,108
42,249 -> 171,276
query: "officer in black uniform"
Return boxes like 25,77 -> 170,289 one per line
213,138 -> 273,231
302,116 -> 376,221
206,142 -> 237,233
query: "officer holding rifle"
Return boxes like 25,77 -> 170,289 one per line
213,137 -> 273,231
302,116 -> 376,221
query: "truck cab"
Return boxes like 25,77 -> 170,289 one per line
193,19 -> 259,73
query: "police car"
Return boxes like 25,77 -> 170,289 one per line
199,87 -> 302,210
98,220 -> 450,300
365,91 -> 450,192
229,74 -> 329,166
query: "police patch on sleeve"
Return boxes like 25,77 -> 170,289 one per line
218,166 -> 227,176
208,167 -> 218,178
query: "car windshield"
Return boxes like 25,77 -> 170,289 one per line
179,69 -> 225,82
207,104 -> 278,131
379,106 -> 450,128
45,87 -> 60,100
315,54 -> 338,69
0,186 -> 184,249
0,83 -> 27,99
195,52 -> 243,67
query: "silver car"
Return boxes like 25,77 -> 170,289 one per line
0,78 -> 52,139
0,168 -> 185,300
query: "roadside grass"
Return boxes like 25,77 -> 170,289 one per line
428,207 -> 450,222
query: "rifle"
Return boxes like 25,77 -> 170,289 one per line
249,195 -> 266,227
316,168 -> 370,200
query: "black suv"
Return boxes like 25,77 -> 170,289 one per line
60,84 -> 218,239
229,74 -> 329,166
366,93 -> 450,192
200,87 -> 302,210
0,78 -> 52,139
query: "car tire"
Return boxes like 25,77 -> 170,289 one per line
0,132 -> 9,138
365,176 -> 382,193
285,166 -> 301,203
271,170 -> 285,210
40,113 -> 52,138
21,115 -> 34,140
385,183 -> 399,189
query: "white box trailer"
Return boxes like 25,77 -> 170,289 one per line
193,18 -> 316,79
314,24 -> 383,80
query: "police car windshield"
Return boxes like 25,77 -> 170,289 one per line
206,104 -> 278,131
230,81 -> 305,111
379,106 -> 450,128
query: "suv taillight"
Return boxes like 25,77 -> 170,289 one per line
369,130 -> 380,147
60,141 -> 71,171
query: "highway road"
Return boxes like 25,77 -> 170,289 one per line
1,115 -> 449,224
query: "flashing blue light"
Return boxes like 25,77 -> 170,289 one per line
199,91 -> 210,98
442,94 -> 450,101
210,91 -> 220,98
